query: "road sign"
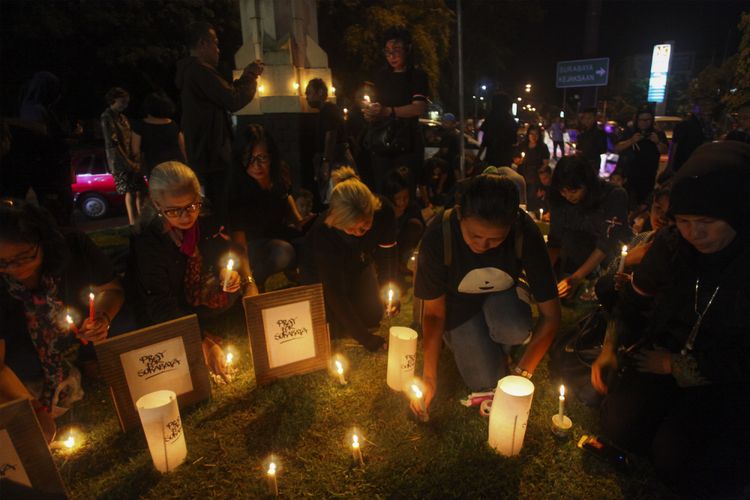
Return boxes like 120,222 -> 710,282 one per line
647,44 -> 672,103
556,58 -> 610,88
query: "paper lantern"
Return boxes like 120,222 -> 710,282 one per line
386,327 -> 418,391
136,390 -> 187,473
488,375 -> 535,456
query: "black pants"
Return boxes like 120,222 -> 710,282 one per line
199,170 -> 227,216
601,370 -> 750,497
553,140 -> 564,158
397,218 -> 424,267
327,263 -> 384,350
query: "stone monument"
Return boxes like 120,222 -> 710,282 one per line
233,0 -> 334,188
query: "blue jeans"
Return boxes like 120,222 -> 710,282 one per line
443,288 -> 532,392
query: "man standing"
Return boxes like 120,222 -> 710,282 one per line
175,22 -> 264,207
575,107 -> 608,173
615,107 -> 668,210
549,116 -> 565,159
305,78 -> 354,206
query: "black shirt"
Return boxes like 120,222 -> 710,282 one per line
0,230 -> 115,381
415,210 -> 558,330
576,126 -> 608,170
301,199 -> 397,338
226,175 -> 291,241
372,66 -> 429,150
618,127 -> 667,204
480,113 -> 518,167
131,120 -> 183,177
548,181 -> 630,273
315,102 -> 346,156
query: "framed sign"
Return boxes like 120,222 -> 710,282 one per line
95,315 -> 211,431
243,284 -> 330,385
0,399 -> 66,497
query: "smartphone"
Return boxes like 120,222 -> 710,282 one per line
577,434 -> 631,471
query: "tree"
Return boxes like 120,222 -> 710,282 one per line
723,11 -> 750,110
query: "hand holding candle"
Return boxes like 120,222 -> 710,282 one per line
410,383 -> 429,422
617,245 -> 628,273
223,259 -> 235,292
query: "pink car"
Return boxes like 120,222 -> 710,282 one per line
70,149 -> 134,219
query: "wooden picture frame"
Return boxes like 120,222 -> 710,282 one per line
0,399 -> 66,497
95,315 -> 211,432
243,284 -> 330,385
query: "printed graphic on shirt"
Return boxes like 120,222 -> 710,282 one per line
457,267 -> 515,294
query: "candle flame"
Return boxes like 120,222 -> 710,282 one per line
258,84 -> 265,93
363,94 -> 370,103
89,292 -> 95,301
559,384 -> 565,397
521,152 -> 526,158
343,107 -> 348,114
411,384 -> 423,399
330,86 -> 336,94
64,435 -> 75,449
226,259 -> 235,271
267,462 -> 276,476
65,314 -> 74,325
621,245 -> 628,255
293,81 -> 300,90
335,360 -> 343,375
352,434 -> 360,448
388,288 -> 394,302
226,352 -> 234,365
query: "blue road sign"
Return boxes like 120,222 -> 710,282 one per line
556,58 -> 610,88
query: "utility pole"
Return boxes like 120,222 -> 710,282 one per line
457,0 -> 466,179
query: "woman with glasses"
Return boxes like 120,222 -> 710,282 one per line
0,200 -> 124,442
300,167 -> 398,351
363,27 -> 429,193
225,125 -> 308,290
126,161 -> 246,382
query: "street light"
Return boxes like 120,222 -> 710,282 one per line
481,84 -> 487,91
517,97 -> 522,102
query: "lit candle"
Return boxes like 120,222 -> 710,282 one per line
351,434 -> 364,466
65,313 -> 87,345
363,94 -> 371,108
335,359 -> 347,385
558,384 -> 565,421
410,383 -> 429,422
226,352 -> 234,366
521,151 -> 526,158
343,107 -> 349,120
617,245 -> 628,273
223,259 -> 235,292
88,291 -> 95,322
538,209 -> 544,221
266,462 -> 278,497
330,86 -> 336,95
387,287 -> 394,317
64,434 -> 76,449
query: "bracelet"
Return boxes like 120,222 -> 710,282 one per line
513,365 -> 532,379
246,275 -> 256,286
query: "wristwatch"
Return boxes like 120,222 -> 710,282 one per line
513,365 -> 532,379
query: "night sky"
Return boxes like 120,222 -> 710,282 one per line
507,0 -> 746,103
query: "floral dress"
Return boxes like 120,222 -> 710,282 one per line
100,107 -> 146,194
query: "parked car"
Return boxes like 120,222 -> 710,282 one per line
655,115 -> 682,141
70,149 -> 124,219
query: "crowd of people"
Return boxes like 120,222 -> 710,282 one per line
1,21 -> 749,498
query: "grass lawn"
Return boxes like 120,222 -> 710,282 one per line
51,228 -> 670,499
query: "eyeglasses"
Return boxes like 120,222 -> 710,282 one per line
383,48 -> 405,57
0,244 -> 40,270
247,154 -> 270,165
160,201 -> 203,218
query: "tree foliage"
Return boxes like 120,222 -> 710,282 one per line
722,11 -> 750,110
328,0 -> 453,99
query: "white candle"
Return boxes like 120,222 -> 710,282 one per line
617,245 -> 628,273
223,259 -> 235,292
387,287 -> 394,316
267,462 -> 278,496
558,385 -> 565,421
351,434 -> 364,466
410,383 -> 429,422
538,208 -> 544,221
335,359 -> 347,385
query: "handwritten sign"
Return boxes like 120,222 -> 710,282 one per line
0,429 -> 31,487
120,337 -> 194,409
262,300 -> 316,369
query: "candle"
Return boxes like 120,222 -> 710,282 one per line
363,94 -> 371,105
335,359 -> 347,385
351,434 -> 364,466
64,434 -> 76,449
617,245 -> 628,273
223,259 -> 234,292
343,107 -> 349,120
387,287 -> 394,317
88,291 -> 95,322
226,352 -> 234,366
538,209 -> 544,221
266,462 -> 278,497
410,383 -> 429,422
558,385 -> 565,421
65,313 -> 87,345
